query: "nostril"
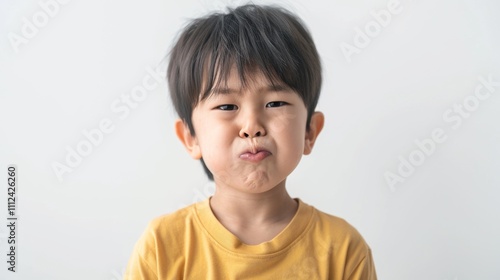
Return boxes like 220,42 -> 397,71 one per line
242,131 -> 262,138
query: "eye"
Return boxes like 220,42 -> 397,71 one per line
266,101 -> 288,108
215,104 -> 238,111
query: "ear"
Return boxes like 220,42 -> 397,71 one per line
175,119 -> 202,159
303,112 -> 324,155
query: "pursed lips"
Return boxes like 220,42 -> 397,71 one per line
239,146 -> 272,162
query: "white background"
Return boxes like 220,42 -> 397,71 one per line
1,0 -> 499,279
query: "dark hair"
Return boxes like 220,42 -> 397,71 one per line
167,4 -> 322,180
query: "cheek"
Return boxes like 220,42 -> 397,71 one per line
269,107 -> 307,138
267,107 -> 301,134
195,122 -> 233,168
269,111 -> 308,157
286,133 -> 306,158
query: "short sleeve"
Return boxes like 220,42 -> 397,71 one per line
124,225 -> 159,280
346,248 -> 377,280
124,248 -> 157,280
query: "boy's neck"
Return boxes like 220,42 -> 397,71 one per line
209,180 -> 298,244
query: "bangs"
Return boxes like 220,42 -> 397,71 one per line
201,58 -> 285,100
198,7 -> 299,100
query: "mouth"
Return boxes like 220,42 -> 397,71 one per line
239,147 -> 272,162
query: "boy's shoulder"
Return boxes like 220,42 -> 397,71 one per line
304,201 -> 369,250
310,204 -> 366,240
150,202 -> 197,225
145,202 -> 199,236
133,202 -> 200,251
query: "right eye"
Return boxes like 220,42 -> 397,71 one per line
215,104 -> 238,111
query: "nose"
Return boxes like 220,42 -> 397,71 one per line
239,113 -> 266,138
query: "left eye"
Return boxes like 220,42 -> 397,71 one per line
216,104 -> 238,110
266,101 -> 288,108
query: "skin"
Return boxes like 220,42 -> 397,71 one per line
175,68 -> 324,245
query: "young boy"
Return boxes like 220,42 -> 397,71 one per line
125,4 -> 376,279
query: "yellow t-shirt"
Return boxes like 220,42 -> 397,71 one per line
125,198 -> 377,280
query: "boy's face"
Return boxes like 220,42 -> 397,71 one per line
176,68 -> 324,194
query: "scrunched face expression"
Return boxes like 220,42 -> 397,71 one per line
187,68 -> 315,194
